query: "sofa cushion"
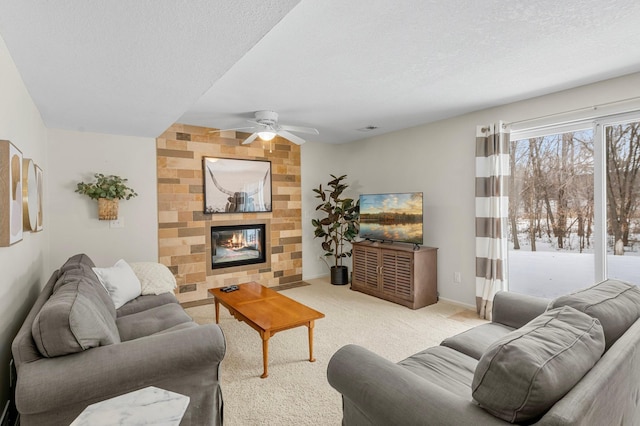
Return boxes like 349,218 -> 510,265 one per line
59,253 -> 96,273
152,321 -> 200,336
129,262 -> 177,295
53,268 -> 117,320
92,259 -> 142,309
440,322 -> 515,360
549,279 -> 640,350
472,306 -> 605,423
398,346 -> 478,398
116,303 -> 193,341
117,292 -> 179,317
32,277 -> 121,357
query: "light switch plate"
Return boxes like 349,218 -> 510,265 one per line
109,217 -> 124,228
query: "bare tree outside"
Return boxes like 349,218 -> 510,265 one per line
508,122 -> 640,298
606,122 -> 640,255
509,130 -> 596,253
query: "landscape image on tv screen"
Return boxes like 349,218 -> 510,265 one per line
358,192 -> 423,244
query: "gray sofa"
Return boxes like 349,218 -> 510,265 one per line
11,254 -> 226,425
328,279 -> 640,425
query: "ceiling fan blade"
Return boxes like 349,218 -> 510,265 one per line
208,126 -> 259,133
279,124 -> 319,135
241,133 -> 260,145
277,130 -> 306,145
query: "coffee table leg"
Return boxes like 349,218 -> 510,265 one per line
214,299 -> 220,324
261,331 -> 270,379
308,320 -> 316,363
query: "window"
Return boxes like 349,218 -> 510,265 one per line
509,113 -> 640,298
508,128 -> 595,298
602,119 -> 640,282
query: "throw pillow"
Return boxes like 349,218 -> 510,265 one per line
128,262 -> 177,295
32,278 -> 121,357
472,306 -> 605,423
54,269 -> 117,320
548,279 -> 640,350
92,259 -> 142,309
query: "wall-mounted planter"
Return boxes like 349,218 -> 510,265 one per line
75,173 -> 137,220
98,198 -> 119,220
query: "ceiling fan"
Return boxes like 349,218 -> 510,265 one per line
210,110 -> 319,145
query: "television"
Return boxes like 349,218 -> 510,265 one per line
358,192 -> 423,245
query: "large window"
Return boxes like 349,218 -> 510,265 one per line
604,119 -> 640,282
509,115 -> 640,298
508,129 -> 595,298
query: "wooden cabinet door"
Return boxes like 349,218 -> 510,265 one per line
353,245 -> 380,291
380,250 -> 413,300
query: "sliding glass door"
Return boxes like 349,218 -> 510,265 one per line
508,128 -> 595,298
601,117 -> 640,282
508,113 -> 640,298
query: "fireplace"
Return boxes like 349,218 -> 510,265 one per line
211,224 -> 266,269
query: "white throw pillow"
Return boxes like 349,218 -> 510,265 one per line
92,259 -> 142,309
128,262 -> 177,295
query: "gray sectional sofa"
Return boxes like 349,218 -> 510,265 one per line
11,254 -> 226,425
328,279 -> 640,425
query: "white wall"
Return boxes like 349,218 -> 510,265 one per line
301,72 -> 640,307
47,128 -> 158,268
301,140 -> 353,279
0,35 -> 49,416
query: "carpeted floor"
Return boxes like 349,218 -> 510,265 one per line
185,277 -> 486,426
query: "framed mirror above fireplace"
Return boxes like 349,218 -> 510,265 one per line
203,157 -> 272,214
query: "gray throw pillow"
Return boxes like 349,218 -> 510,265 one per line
472,306 -> 605,423
549,279 -> 640,350
58,253 -> 96,273
53,268 -> 117,318
32,277 -> 121,357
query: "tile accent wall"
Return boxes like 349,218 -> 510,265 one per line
156,124 -> 302,304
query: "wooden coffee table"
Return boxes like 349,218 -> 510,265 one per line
208,282 -> 325,378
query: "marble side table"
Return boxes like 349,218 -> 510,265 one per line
70,386 -> 190,425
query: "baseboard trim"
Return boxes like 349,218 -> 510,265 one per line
180,298 -> 215,309
272,281 -> 311,291
437,296 -> 477,311
302,273 -> 330,281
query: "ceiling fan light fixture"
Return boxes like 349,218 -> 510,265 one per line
258,131 -> 276,141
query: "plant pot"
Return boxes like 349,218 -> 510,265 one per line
98,198 -> 119,220
330,266 -> 349,285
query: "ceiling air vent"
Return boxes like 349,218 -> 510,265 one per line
357,125 -> 379,132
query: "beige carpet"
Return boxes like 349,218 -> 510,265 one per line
185,277 -> 487,426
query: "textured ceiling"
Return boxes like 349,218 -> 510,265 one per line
1,0 -> 640,143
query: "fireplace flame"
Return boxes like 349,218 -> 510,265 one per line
230,232 -> 246,249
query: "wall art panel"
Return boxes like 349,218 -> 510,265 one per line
0,140 -> 24,245
35,164 -> 43,231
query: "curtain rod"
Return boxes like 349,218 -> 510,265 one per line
506,95 -> 640,128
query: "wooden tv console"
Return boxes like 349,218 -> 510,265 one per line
351,240 -> 438,309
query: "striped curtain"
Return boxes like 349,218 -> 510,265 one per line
475,122 -> 510,320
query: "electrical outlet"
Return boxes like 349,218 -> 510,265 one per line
454,272 -> 462,284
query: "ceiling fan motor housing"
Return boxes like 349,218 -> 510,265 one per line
255,110 -> 278,126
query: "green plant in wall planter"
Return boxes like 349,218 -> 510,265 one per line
75,173 -> 138,220
312,174 -> 359,285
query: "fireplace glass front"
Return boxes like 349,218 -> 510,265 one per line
211,224 -> 266,269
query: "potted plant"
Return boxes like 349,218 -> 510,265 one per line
75,173 -> 138,220
312,174 -> 359,285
